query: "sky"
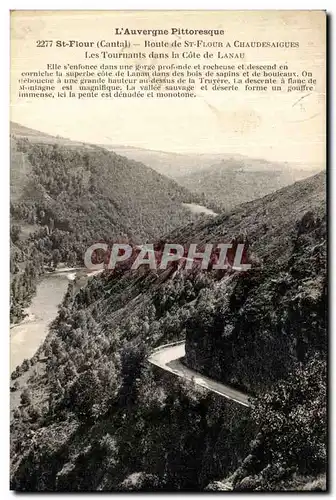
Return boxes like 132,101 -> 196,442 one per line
10,10 -> 326,164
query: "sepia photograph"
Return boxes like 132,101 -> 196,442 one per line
9,8 -> 327,492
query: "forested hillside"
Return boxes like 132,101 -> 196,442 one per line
10,172 -> 326,491
11,134 -> 201,241
10,125 -> 203,322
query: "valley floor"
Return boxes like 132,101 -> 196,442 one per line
149,342 -> 250,407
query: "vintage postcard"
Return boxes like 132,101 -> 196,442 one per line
10,10 -> 326,492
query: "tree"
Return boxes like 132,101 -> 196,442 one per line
10,225 -> 21,244
52,248 -> 61,269
68,369 -> 103,422
20,388 -> 32,406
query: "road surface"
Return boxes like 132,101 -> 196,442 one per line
148,342 -> 250,407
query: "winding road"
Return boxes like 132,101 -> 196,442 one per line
148,341 -> 250,407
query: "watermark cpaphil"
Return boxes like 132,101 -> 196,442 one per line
84,237 -> 252,273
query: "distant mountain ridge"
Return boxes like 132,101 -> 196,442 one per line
102,139 -> 323,211
11,122 -> 323,213
103,142 -> 322,177
176,157 -> 323,210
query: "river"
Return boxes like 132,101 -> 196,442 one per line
10,268 -> 83,371
182,202 -> 217,217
